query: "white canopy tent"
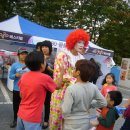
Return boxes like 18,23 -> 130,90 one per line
0,15 -> 113,54
0,15 -> 115,88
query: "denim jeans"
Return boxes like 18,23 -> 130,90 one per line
16,117 -> 41,130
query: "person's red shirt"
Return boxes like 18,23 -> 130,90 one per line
17,71 -> 56,123
101,84 -> 117,97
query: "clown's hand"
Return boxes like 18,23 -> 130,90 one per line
55,64 -> 64,89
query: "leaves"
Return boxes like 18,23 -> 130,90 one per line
97,1 -> 130,64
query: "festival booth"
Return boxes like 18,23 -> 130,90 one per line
0,15 -> 115,89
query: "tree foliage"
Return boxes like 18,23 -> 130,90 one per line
97,0 -> 130,64
0,0 -> 16,21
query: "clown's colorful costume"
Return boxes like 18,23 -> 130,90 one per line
49,29 -> 89,130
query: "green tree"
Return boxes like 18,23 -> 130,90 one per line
32,0 -> 79,28
97,1 -> 130,64
0,0 -> 16,21
74,0 -> 125,42
14,0 -> 35,20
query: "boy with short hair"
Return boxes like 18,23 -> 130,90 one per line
16,51 -> 59,130
9,47 -> 28,128
61,59 -> 107,130
96,91 -> 123,130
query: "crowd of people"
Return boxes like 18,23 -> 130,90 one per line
8,29 -> 130,130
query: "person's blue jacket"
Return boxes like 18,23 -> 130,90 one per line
9,62 -> 29,91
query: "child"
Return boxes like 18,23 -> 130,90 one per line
9,48 -> 28,128
120,99 -> 130,130
61,59 -> 107,130
16,51 -> 60,130
96,91 -> 122,130
101,73 -> 117,97
96,73 -> 117,115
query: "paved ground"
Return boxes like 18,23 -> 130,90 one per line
0,79 -> 14,130
0,78 -> 129,130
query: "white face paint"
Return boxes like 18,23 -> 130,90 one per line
74,40 -> 85,53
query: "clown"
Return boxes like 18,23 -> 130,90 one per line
49,29 -> 90,130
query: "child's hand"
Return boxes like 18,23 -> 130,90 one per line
15,73 -> 22,78
90,119 -> 99,127
47,66 -> 54,72
89,127 -> 96,130
124,99 -> 130,108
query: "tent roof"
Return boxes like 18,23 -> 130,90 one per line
0,15 -> 113,56
0,15 -> 73,41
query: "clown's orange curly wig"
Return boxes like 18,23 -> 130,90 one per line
66,29 -> 90,50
